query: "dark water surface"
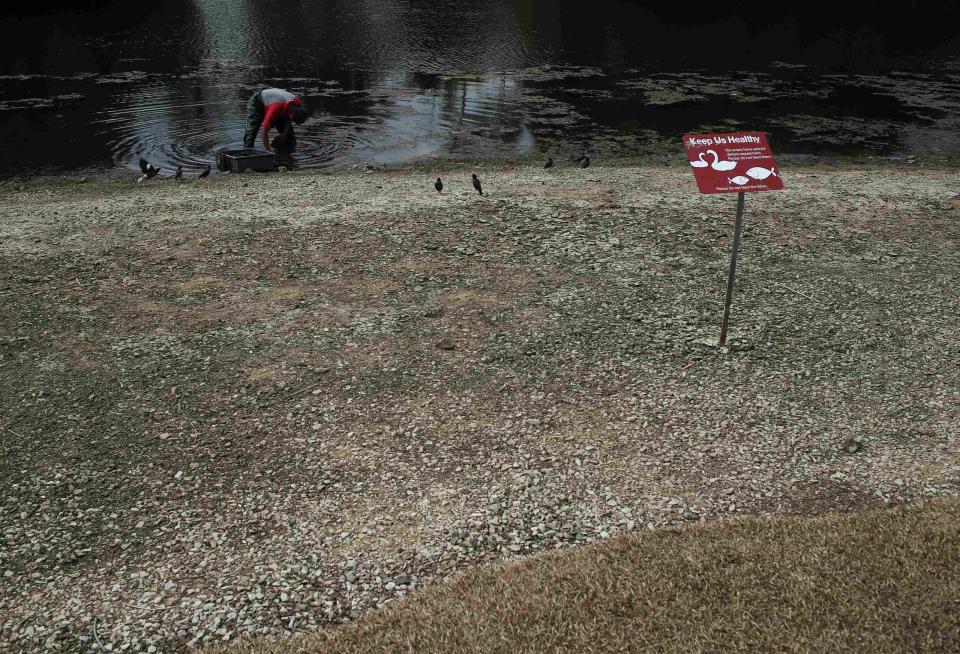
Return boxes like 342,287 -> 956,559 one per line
3,1 -> 960,177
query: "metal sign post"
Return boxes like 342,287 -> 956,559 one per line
681,132 -> 783,346
719,191 -> 745,346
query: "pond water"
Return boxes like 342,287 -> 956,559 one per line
2,0 -> 960,177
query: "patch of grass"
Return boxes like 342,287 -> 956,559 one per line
213,499 -> 960,654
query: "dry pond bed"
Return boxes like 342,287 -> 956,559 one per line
0,162 -> 958,652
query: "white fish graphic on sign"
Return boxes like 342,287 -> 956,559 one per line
707,150 -> 737,171
690,152 -> 709,168
745,166 -> 777,180
728,176 -> 750,186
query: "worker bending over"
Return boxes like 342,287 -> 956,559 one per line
243,87 -> 308,152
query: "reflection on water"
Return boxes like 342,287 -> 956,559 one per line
1,0 -> 960,176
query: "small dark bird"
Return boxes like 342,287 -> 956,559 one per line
175,166 -> 182,180
435,177 -> 443,193
570,153 -> 586,163
471,173 -> 483,196
197,164 -> 211,179
544,157 -> 554,169
580,155 -> 591,169
137,157 -> 160,182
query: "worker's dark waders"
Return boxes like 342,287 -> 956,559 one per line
241,89 -> 267,150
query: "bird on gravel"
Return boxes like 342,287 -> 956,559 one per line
197,164 -> 211,179
580,155 -> 591,169
137,158 -> 160,183
435,177 -> 443,193
471,173 -> 483,196
174,166 -> 182,180
544,157 -> 554,169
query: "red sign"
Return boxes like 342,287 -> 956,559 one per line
682,132 -> 783,194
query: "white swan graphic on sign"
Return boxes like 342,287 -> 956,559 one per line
690,152 -> 709,168
728,176 -> 750,186
708,150 -> 737,171
745,166 -> 778,180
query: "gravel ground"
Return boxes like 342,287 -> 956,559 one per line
0,161 -> 958,652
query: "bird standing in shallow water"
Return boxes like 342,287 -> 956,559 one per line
471,173 -> 483,196
435,177 -> 443,193
198,164 -> 211,179
580,156 -> 591,169
137,158 -> 160,183
175,166 -> 182,180
544,157 -> 553,169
